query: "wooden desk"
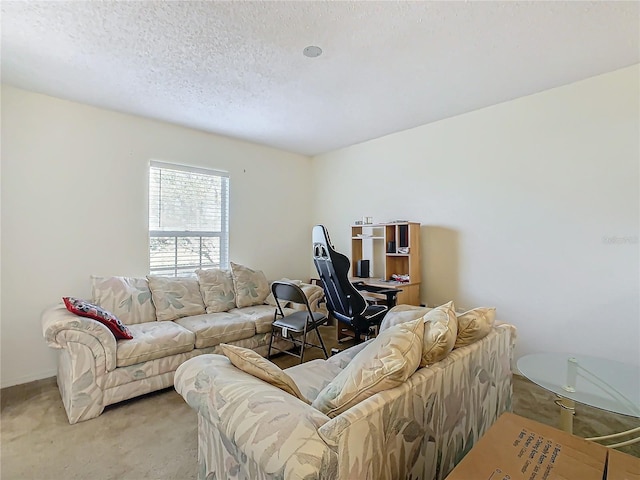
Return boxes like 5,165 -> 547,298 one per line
334,278 -> 419,343
352,281 -> 401,308
350,277 -> 421,306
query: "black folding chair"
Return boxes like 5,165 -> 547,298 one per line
267,281 -> 329,364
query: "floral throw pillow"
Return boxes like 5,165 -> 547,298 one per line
230,262 -> 270,308
90,276 -> 156,324
379,304 -> 432,333
63,297 -> 133,340
196,268 -> 236,313
146,275 -> 206,322
421,301 -> 458,366
455,307 -> 496,348
312,317 -> 424,417
220,343 -> 308,403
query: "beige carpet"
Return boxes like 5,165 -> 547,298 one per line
2,326 -> 638,480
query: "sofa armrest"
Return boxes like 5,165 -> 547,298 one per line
318,376 -> 424,479
301,282 -> 326,310
175,354 -> 337,478
266,280 -> 327,314
42,304 -> 117,372
286,282 -> 326,314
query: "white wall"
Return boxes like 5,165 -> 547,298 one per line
311,65 -> 640,367
3,65 -> 638,388
1,85 -> 314,387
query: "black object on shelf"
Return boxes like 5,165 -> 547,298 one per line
387,241 -> 396,253
398,225 -> 409,248
356,259 -> 370,278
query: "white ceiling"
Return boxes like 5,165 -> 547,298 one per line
2,1 -> 638,156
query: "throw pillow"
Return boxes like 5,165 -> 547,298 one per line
219,343 -> 308,403
421,301 -> 458,366
146,275 -> 206,322
311,317 -> 424,417
379,304 -> 432,333
455,307 -> 496,348
63,297 -> 133,340
196,268 -> 236,313
90,276 -> 157,324
230,262 -> 270,308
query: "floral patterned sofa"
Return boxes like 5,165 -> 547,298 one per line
174,302 -> 517,480
41,262 -> 325,424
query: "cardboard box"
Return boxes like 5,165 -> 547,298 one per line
607,449 -> 640,480
446,412 -> 639,480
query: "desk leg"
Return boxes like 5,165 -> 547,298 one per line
384,292 -> 398,308
554,396 -> 575,434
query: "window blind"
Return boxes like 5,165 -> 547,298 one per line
149,161 -> 229,276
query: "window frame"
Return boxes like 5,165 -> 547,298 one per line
148,160 -> 229,276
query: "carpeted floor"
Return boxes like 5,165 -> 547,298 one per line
2,325 -> 638,480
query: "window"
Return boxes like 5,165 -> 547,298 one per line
149,161 -> 229,276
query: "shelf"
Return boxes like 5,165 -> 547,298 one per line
350,221 -> 421,306
351,222 -> 412,227
352,277 -> 419,287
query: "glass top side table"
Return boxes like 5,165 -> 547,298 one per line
517,353 -> 640,447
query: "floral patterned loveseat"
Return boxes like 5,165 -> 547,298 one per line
174,303 -> 517,480
41,263 -> 325,424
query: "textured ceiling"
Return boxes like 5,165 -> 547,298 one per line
1,1 -> 638,156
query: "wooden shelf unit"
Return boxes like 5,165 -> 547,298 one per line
350,222 -> 421,306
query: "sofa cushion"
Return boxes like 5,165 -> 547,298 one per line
285,359 -> 344,402
230,262 -> 270,308
196,268 -> 236,313
63,297 -> 133,340
175,312 -> 256,348
379,304 -> 432,333
220,343 -> 308,403
421,301 -> 458,366
91,276 -> 157,325
229,305 -> 281,334
116,321 -> 195,367
312,317 -> 424,418
147,275 -> 206,321
455,307 -> 496,348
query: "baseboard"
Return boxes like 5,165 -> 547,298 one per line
1,369 -> 56,389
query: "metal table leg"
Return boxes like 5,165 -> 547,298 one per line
554,395 -> 576,433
